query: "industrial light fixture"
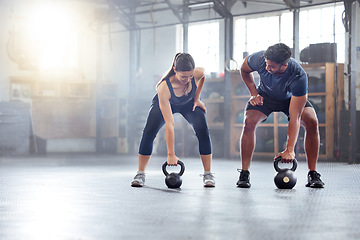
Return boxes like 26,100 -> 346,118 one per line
188,2 -> 214,9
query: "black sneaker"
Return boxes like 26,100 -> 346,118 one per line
305,171 -> 325,188
236,169 -> 251,188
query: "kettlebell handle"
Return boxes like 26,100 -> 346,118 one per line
274,156 -> 297,172
162,160 -> 185,176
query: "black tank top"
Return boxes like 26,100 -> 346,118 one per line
165,77 -> 197,106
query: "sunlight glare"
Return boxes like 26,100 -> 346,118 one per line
25,4 -> 78,70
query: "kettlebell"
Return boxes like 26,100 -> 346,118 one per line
273,157 -> 298,189
162,160 -> 185,188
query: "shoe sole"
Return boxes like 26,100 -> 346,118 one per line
305,183 -> 324,188
310,184 -> 324,188
131,182 -> 144,187
204,183 -> 215,188
237,183 -> 251,188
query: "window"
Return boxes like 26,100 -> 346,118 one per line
187,21 -> 220,73
246,16 -> 280,54
234,3 -> 345,64
234,12 -> 291,64
299,4 -> 345,63
280,12 -> 293,47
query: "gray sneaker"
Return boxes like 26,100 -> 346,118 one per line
202,172 -> 215,187
131,172 -> 145,187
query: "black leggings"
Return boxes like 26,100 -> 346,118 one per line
138,99 -> 212,156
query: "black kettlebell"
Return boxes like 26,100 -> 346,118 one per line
274,157 -> 298,189
162,160 -> 185,188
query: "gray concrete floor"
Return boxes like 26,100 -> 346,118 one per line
1,154 -> 360,240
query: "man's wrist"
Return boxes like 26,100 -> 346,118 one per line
285,146 -> 295,153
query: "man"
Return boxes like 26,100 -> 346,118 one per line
236,43 -> 324,188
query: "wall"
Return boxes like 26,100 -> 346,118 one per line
344,2 -> 360,111
0,4 -> 29,101
357,2 -> 360,110
137,26 -> 178,100
101,26 -> 130,97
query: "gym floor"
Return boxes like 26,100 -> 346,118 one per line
1,154 -> 360,240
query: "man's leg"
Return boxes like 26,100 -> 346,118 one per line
237,110 -> 266,188
300,107 -> 319,171
240,110 -> 267,170
301,107 -> 324,188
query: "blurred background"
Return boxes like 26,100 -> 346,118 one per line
0,0 -> 358,162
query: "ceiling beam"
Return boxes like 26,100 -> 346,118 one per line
283,0 -> 314,10
164,0 -> 185,24
283,0 -> 298,10
112,0 -> 140,30
212,0 -> 233,18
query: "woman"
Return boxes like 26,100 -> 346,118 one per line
131,53 -> 215,188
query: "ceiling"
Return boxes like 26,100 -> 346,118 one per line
0,0 -> 346,31
104,0 -> 344,31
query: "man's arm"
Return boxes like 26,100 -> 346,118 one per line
278,95 -> 307,161
241,56 -> 263,106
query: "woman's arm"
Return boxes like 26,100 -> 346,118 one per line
157,81 -> 178,165
194,67 -> 205,100
193,67 -> 206,112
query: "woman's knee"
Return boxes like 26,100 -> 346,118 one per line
142,127 -> 159,139
192,123 -> 210,139
187,112 -> 208,135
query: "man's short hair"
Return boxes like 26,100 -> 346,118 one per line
264,43 -> 292,65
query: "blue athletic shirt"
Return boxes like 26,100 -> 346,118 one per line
247,51 -> 308,101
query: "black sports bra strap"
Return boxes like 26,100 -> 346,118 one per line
165,77 -> 196,98
190,77 -> 196,89
165,78 -> 176,96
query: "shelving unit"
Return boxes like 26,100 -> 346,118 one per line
202,75 -> 226,157
229,63 -> 344,160
299,63 -> 344,159
10,76 -> 97,139
203,76 -> 225,128
10,76 -> 120,153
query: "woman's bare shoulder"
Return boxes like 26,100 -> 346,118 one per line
194,67 -> 205,80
